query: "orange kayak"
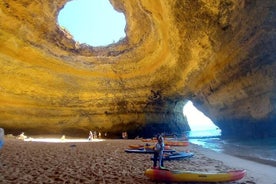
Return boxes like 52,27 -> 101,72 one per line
164,141 -> 189,146
141,138 -> 189,146
128,144 -> 171,150
141,139 -> 154,142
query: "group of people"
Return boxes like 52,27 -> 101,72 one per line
88,131 -> 102,140
1,129 -> 164,169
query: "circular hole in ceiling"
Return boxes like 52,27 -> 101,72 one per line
57,0 -> 126,47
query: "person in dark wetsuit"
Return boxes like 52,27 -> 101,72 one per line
153,134 -> 165,169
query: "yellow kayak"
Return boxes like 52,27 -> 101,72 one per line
145,168 -> 246,183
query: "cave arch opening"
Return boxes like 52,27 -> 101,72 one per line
57,0 -> 126,47
183,101 -> 221,138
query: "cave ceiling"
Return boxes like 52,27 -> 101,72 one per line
0,0 -> 275,138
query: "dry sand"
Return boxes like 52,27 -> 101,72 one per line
0,137 -> 275,184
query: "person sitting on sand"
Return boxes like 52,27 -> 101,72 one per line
153,134 -> 165,169
61,135 -> 66,141
18,132 -> 27,140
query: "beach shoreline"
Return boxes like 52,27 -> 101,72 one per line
226,153 -> 276,168
195,143 -> 276,184
0,137 -> 275,183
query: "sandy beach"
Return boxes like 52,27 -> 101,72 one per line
0,137 -> 275,184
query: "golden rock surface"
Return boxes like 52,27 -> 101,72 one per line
0,0 -> 275,137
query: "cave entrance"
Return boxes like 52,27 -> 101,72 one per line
57,0 -> 126,47
183,101 -> 221,138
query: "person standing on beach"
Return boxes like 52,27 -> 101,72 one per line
153,134 -> 165,169
88,131 -> 93,141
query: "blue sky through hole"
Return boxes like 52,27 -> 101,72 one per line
58,1 -> 218,131
183,101 -> 218,131
58,0 -> 126,46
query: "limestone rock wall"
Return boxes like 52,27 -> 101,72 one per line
184,0 -> 276,138
0,0 -> 275,138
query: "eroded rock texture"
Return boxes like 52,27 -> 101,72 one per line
0,0 -> 275,138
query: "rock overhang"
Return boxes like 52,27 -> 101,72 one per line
0,0 -> 275,138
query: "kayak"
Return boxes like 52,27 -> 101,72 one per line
164,141 -> 189,146
0,128 -> 4,149
128,144 -> 171,150
0,140 -> 3,149
141,139 -> 189,146
141,138 -> 154,142
145,168 -> 246,183
125,149 -> 176,154
150,151 -> 194,161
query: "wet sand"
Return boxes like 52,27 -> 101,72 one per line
0,137 -> 275,184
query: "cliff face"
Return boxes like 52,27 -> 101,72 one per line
0,0 -> 275,138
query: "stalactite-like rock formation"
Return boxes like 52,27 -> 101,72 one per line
0,0 -> 275,138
